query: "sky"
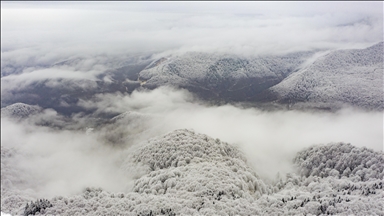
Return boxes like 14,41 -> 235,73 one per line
1,1 -> 383,60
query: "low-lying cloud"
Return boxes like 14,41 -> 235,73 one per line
1,68 -> 102,92
78,87 -> 384,179
1,117 -> 133,199
2,87 -> 382,200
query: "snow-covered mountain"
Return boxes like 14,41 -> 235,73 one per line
1,103 -> 42,119
270,42 -> 384,110
138,51 -> 315,102
1,129 -> 383,215
135,42 -> 384,110
2,43 -> 382,114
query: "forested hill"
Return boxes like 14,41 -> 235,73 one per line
139,42 -> 383,110
1,129 -> 383,215
271,42 -> 384,110
137,51 -> 315,102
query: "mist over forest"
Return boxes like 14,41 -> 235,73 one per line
1,2 -> 383,216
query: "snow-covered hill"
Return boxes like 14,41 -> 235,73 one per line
138,51 -> 314,101
1,103 -> 42,119
2,43 -> 383,113
270,42 -> 384,110
136,42 -> 383,110
1,129 -> 383,216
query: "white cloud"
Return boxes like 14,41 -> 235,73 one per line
78,87 -> 384,180
1,2 -> 382,69
1,116 -> 134,198
1,67 -> 102,92
1,87 -> 382,210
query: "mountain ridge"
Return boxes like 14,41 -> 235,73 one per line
1,42 -> 383,115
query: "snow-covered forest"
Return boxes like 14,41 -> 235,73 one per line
1,126 -> 383,215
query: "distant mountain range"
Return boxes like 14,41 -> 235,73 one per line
1,42 -> 383,116
138,51 -> 315,102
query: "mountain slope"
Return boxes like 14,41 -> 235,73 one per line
138,51 -> 314,102
138,42 -> 383,110
270,42 -> 384,110
1,43 -> 382,114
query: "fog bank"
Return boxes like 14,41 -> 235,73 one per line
2,87 -> 382,199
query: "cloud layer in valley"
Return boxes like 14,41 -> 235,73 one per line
2,87 -> 382,201
1,117 -> 134,198
77,87 -> 384,179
